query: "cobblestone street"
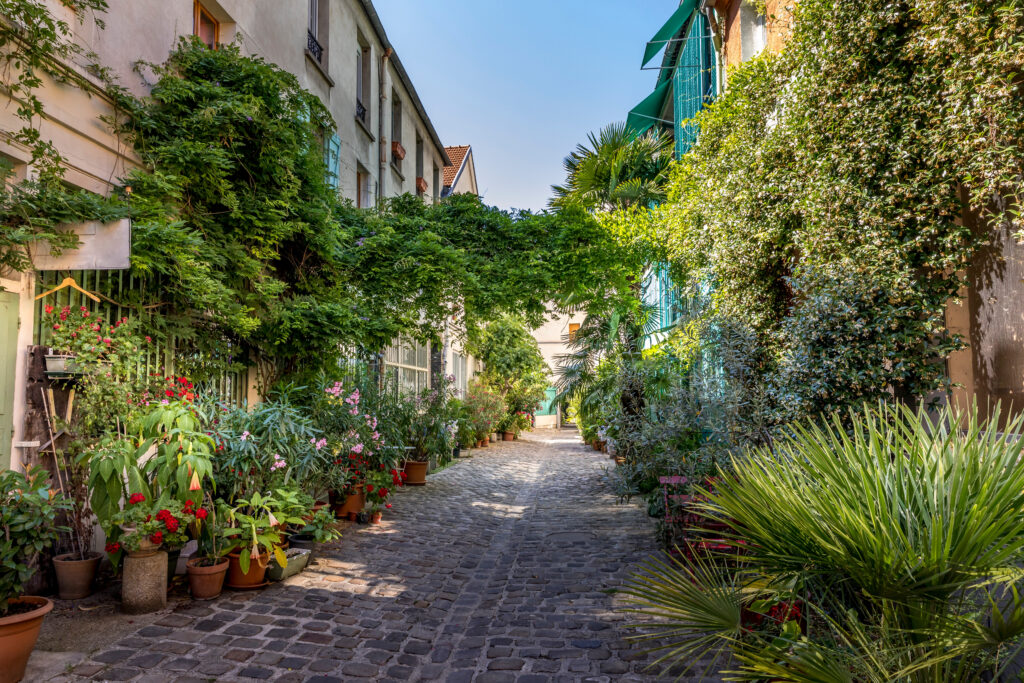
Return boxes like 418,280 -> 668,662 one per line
54,431 -> 682,682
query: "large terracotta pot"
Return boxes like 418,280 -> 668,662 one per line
226,550 -> 270,589
503,432 -> 514,441
53,552 -> 101,600
0,596 -> 53,683
479,439 -> 488,448
404,459 -> 428,486
332,487 -> 365,521
186,557 -> 228,600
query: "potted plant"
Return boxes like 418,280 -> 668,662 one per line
0,467 -> 69,683
289,507 -> 342,558
185,502 -> 229,600
51,445 -> 101,600
222,492 -> 290,589
365,469 -> 398,524
267,548 -> 311,581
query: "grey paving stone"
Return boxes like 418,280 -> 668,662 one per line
71,433 -> 721,682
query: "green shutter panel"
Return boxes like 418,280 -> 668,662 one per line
674,13 -> 717,158
324,133 -> 341,191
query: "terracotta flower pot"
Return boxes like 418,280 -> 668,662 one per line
128,536 -> 160,558
370,511 -> 383,524
404,459 -> 428,486
53,552 -> 101,600
503,431 -> 514,441
186,557 -> 228,600
0,596 -> 53,683
332,487 -> 365,520
225,550 -> 270,589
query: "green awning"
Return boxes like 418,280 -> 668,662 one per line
642,0 -> 699,67
626,78 -> 672,136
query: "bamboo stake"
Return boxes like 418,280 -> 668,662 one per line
41,387 -> 85,561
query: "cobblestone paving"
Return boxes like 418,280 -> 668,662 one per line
68,431 -> 704,682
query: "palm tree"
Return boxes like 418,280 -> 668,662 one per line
550,123 -> 674,427
550,122 -> 674,212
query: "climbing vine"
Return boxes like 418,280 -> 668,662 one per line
660,0 -> 1024,416
104,39 -> 622,392
0,0 -> 126,272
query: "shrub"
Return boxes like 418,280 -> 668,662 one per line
621,401 -> 1024,680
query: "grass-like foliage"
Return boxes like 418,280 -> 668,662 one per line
622,402 -> 1024,681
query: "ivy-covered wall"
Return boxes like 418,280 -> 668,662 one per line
660,0 -> 1024,420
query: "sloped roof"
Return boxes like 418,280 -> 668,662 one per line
443,145 -> 470,187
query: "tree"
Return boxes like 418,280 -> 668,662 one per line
549,124 -> 674,423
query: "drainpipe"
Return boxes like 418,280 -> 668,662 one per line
699,0 -> 726,95
377,47 -> 393,206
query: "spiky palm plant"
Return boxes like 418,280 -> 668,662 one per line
551,122 -> 674,212
621,402 -> 1024,681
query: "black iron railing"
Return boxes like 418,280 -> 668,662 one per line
307,30 -> 323,63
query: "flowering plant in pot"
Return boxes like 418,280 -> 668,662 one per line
290,507 -> 342,556
222,492 -> 296,588
465,382 -> 503,446
313,381 -> 387,515
186,501 -> 229,600
108,495 -> 194,558
0,467 -> 70,683
364,468 -> 401,523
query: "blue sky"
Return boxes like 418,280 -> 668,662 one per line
373,1 -> 676,212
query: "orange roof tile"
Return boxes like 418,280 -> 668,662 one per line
443,145 -> 470,187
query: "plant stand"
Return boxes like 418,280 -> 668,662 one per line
122,551 -> 168,614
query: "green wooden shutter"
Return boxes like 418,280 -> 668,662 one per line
0,291 -> 19,469
674,12 -> 717,158
324,133 -> 341,191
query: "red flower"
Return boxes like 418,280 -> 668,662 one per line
196,508 -> 208,520
149,531 -> 163,545
164,517 -> 179,533
104,542 -> 121,553
156,509 -> 171,521
128,493 -> 146,505
44,305 -> 53,314
366,484 -> 375,493
165,389 -> 174,397
385,503 -> 392,509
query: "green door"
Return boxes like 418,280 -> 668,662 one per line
536,386 -> 558,416
0,291 -> 18,469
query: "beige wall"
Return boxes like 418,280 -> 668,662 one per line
531,308 -> 585,427
79,0 -> 448,206
449,149 -> 479,196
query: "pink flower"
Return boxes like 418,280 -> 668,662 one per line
240,430 -> 250,442
351,443 -> 364,454
349,408 -> 359,416
145,336 -> 152,343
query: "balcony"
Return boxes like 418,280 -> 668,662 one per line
307,30 -> 323,64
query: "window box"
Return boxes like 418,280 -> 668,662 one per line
415,177 -> 428,194
391,140 -> 406,161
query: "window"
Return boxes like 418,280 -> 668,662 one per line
193,2 -> 219,49
391,92 -> 404,172
356,168 -> 374,208
384,336 -> 430,395
306,0 -> 327,67
323,130 -> 340,192
414,134 -> 424,195
568,323 -> 580,341
452,352 -> 469,396
432,163 -> 440,203
356,42 -> 370,125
